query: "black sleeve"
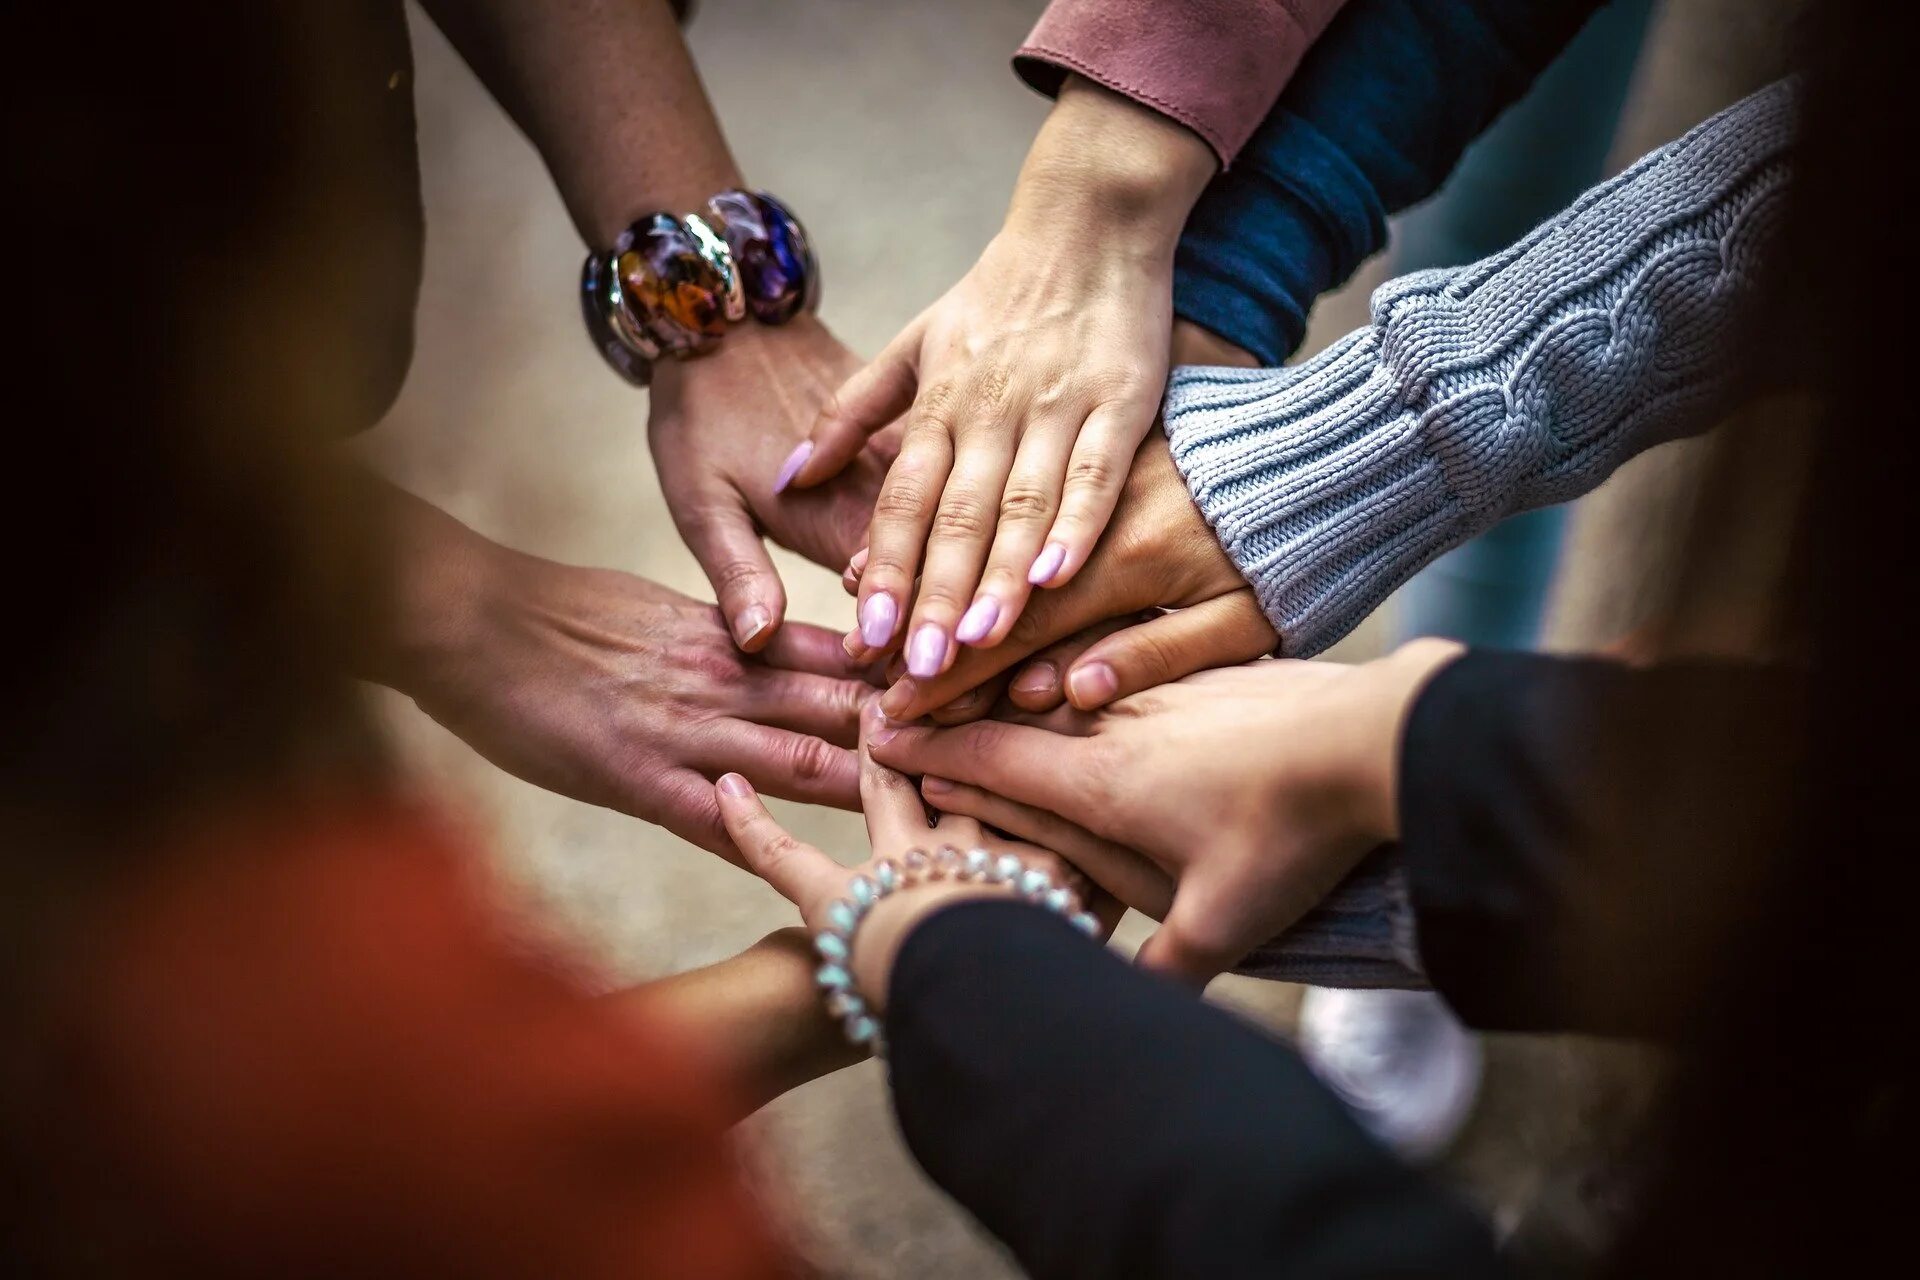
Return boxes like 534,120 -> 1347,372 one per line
1401,650 -> 1805,1038
886,900 -> 1504,1280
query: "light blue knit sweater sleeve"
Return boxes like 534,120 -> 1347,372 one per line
1163,78 -> 1798,657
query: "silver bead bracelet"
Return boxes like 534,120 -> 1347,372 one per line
813,845 -> 1100,1057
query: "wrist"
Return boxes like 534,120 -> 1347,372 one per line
1006,76 -> 1216,254
1347,639 -> 1468,840
363,486 -> 509,696
1170,318 -> 1259,368
850,881 -> 1014,1013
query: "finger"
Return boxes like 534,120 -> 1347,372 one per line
1062,591 -> 1277,710
740,670 -> 869,747
926,670 -> 1013,725
876,569 -> 1110,721
1033,402 -> 1153,590
840,546 -> 869,597
868,718 -> 1107,831
1007,613 -> 1155,712
641,766 -> 736,861
904,435 -> 1018,680
715,772 -> 843,914
674,494 -> 787,653
696,723 -> 861,811
790,323 -> 921,489
859,703 -> 938,854
760,619 -> 871,679
856,412 -> 954,654
1135,871 -> 1248,986
920,776 -> 1173,918
961,421 -> 1075,648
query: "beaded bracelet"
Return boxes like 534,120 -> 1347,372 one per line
581,189 -> 818,385
813,846 -> 1100,1057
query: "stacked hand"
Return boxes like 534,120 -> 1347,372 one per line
867,643 -> 1463,984
373,484 -> 875,857
649,316 -> 902,650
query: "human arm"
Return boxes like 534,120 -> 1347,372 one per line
357,474 -> 872,857
1174,0 -> 1610,364
1169,78 -> 1797,656
715,714 -> 1500,1278
418,0 -> 890,650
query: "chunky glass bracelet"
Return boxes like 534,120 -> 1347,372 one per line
813,846 -> 1100,1057
581,189 -> 818,383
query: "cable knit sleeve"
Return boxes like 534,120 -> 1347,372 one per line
1164,79 -> 1797,657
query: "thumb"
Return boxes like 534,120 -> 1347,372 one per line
715,773 -> 842,923
1134,872 -> 1246,987
677,489 -> 787,652
791,322 -> 921,488
1064,591 -> 1277,711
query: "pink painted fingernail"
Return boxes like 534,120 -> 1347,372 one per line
1028,542 -> 1068,586
907,623 -> 949,679
860,593 -> 898,648
955,596 -> 1001,644
1066,660 -> 1119,708
772,440 -> 814,494
717,773 -> 753,798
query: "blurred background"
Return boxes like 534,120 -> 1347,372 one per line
364,0 -> 1793,1271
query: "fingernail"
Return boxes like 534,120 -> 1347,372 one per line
879,678 -> 918,719
860,593 -> 898,648
843,629 -> 865,660
718,772 -> 753,798
849,547 -> 870,575
772,440 -> 814,494
734,604 -> 771,647
955,596 -> 1001,645
1066,660 -> 1118,708
907,623 -> 949,679
921,775 -> 953,796
1028,542 -> 1068,586
1012,660 -> 1059,695
869,717 -> 900,748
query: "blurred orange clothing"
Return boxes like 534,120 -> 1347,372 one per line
42,802 -> 793,1278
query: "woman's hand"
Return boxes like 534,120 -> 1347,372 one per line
784,78 -> 1216,678
372,485 -> 875,856
847,435 -> 1278,721
649,317 -> 901,650
870,643 -> 1466,984
713,707 -> 1126,1011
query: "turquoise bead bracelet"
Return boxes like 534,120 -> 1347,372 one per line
813,846 -> 1100,1057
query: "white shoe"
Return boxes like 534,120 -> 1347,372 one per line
1296,988 -> 1482,1163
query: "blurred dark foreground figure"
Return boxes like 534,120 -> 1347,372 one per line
1,2 -> 1913,1278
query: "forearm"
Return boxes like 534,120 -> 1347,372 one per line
1174,0 -> 1607,363
887,901 -> 1501,1277
1400,652 -> 1805,1038
1005,75 -> 1216,263
618,929 -> 864,1123
1166,79 -> 1797,657
419,0 -> 741,245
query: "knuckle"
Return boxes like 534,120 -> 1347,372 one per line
998,483 -> 1053,525
705,557 -> 766,599
1064,451 -> 1120,496
785,734 -> 842,785
931,491 -> 992,542
967,365 -> 1016,415
875,473 -> 937,524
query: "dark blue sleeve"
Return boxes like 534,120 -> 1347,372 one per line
1174,0 -> 1607,364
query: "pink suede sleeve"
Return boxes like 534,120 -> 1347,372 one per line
1013,0 -> 1350,166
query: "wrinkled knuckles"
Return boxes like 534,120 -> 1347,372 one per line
998,484 -> 1054,525
930,493 -> 993,543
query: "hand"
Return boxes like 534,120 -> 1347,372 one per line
850,434 -> 1279,722
788,78 -> 1217,678
712,707 -> 1122,1011
375,489 -> 873,857
870,642 -> 1465,984
649,316 -> 901,650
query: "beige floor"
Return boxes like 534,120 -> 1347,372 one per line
360,0 -> 1783,1273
